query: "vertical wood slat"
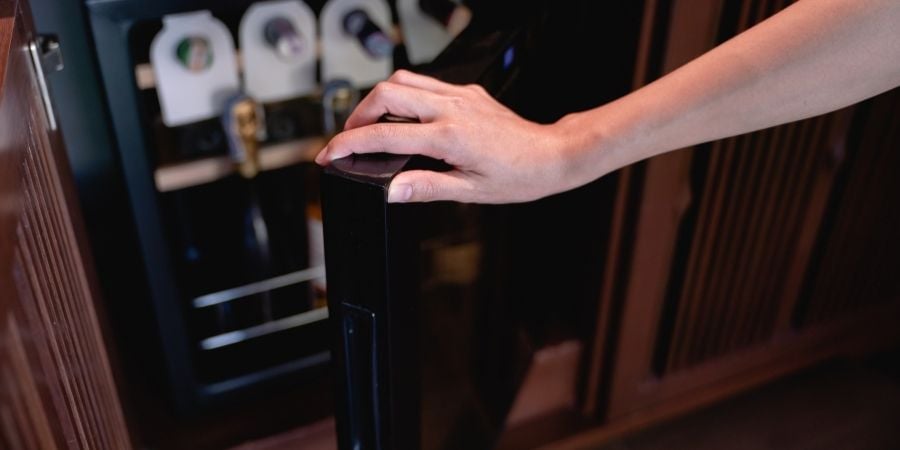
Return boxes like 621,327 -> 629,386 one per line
680,140 -> 739,367
685,135 -> 754,366
664,141 -> 732,372
753,115 -> 828,339
727,122 -> 797,349
697,132 -> 765,363
708,131 -> 769,358
851,127 -> 900,307
838,116 -> 894,313
770,103 -> 858,334
2,312 -> 59,450
813,136 -> 880,321
674,141 -> 735,370
662,0 -> 760,372
20,154 -> 104,449
745,120 -> 819,341
23,121 -> 99,449
797,91 -> 900,326
675,135 -> 758,368
719,125 -> 784,354
692,137 -> 745,362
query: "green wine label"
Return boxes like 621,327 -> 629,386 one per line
175,36 -> 213,72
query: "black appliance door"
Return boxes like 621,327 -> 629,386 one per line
321,23 -> 539,450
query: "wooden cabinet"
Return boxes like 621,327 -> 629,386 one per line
0,0 -> 130,448
559,0 -> 900,447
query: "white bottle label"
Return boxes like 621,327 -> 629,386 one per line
151,11 -> 240,127
320,0 -> 393,87
240,0 -> 318,103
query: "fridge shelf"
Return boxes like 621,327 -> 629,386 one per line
192,265 -> 325,308
199,306 -> 328,350
154,135 -> 326,192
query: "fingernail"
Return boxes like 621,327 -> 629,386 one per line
388,184 -> 412,203
315,146 -> 329,165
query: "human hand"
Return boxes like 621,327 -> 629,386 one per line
315,70 -> 592,203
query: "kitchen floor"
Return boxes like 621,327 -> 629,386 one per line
596,351 -> 900,450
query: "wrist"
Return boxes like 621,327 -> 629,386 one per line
551,107 -> 633,189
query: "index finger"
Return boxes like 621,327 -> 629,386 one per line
387,69 -> 467,95
343,81 -> 444,130
317,122 -> 452,163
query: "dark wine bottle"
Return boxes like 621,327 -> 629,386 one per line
342,8 -> 394,58
263,17 -> 306,61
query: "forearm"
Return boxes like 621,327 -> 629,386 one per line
564,0 -> 900,182
318,0 -> 900,203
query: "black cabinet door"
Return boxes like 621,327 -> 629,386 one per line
321,24 -> 537,450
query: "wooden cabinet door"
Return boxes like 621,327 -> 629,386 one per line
590,0 -> 900,427
0,0 -> 131,448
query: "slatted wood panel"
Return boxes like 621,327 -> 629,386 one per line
794,90 -> 900,326
0,0 -> 131,447
10,132 -> 132,450
646,0 -> 841,374
658,113 -> 835,372
599,0 -> 897,424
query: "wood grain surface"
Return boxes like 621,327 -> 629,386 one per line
0,0 -> 131,448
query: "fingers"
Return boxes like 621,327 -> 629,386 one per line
387,69 -> 465,95
316,122 -> 450,163
344,81 -> 444,130
388,170 -> 475,203
343,70 -> 473,130
389,70 -> 491,101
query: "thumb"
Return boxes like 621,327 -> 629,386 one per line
387,170 -> 473,203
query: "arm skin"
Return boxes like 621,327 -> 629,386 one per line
316,0 -> 900,203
